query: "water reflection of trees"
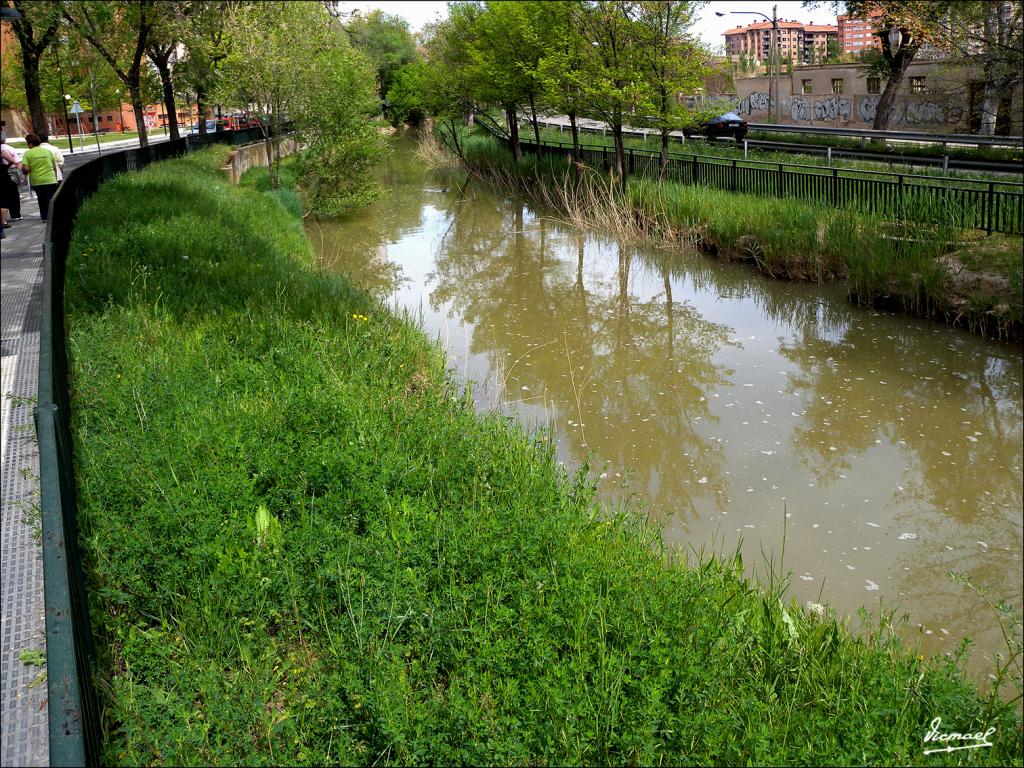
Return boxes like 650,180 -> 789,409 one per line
429,197 -> 740,519
778,323 -> 1023,524
310,133 -> 463,297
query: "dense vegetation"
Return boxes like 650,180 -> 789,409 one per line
3,1 -> 389,216
63,146 -> 1023,766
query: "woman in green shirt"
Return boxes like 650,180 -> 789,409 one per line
20,133 -> 59,222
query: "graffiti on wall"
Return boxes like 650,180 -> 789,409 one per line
739,90 -> 771,115
790,96 -> 811,122
856,95 -> 963,126
857,95 -> 881,123
739,83 -> 970,127
813,95 -> 851,121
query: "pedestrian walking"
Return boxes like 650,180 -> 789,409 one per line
0,132 -> 23,236
39,134 -> 65,182
19,133 -> 59,222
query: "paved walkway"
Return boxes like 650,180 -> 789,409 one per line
1,182 -> 49,767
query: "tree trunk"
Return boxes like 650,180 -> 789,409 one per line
612,117 -> 626,185
263,121 -> 275,187
130,83 -> 150,148
872,41 -> 919,132
529,93 -> 541,155
272,93 -> 282,185
659,84 -> 669,181
447,117 -> 463,158
569,111 -> 580,163
11,10 -> 59,137
18,43 -> 48,136
505,105 -> 521,162
155,59 -> 180,141
660,129 -> 670,181
978,2 -> 1000,136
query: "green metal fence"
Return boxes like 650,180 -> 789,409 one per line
477,121 -> 1024,235
35,125 -> 278,767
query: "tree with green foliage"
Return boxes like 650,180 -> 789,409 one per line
384,61 -> 428,127
173,0 -> 231,137
825,37 -> 841,62
484,1 -> 556,152
345,9 -> 418,104
630,1 -> 706,180
144,1 -> 193,141
219,0 -> 385,215
62,0 -> 156,146
413,3 -> 484,159
573,0 -> 648,183
43,29 -> 152,139
5,0 -> 62,136
536,0 -> 589,162
465,1 -> 542,162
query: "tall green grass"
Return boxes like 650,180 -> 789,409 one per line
65,146 -> 1023,765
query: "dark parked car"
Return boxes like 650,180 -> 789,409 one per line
684,112 -> 749,141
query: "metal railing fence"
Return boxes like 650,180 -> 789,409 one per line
477,121 -> 1023,235
36,125 -> 286,767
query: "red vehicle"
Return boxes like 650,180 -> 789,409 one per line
225,114 -> 263,130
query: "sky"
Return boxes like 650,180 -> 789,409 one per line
333,1 -> 842,52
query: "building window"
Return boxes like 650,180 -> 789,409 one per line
802,79 -> 813,94
831,78 -> 844,94
867,77 -> 881,94
910,76 -> 927,93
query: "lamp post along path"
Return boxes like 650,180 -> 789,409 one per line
88,71 -> 102,155
717,5 -> 780,123
54,45 -> 75,153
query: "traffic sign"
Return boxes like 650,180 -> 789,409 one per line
69,100 -> 83,114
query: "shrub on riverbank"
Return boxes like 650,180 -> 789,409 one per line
65,147 -> 1023,765
461,131 -> 1022,341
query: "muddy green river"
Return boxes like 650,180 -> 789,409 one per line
309,134 -> 1023,686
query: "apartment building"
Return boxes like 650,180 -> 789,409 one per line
837,8 -> 884,54
724,20 -> 838,65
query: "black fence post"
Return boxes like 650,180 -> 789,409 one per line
777,163 -> 783,198
987,182 -> 995,234
731,159 -> 737,192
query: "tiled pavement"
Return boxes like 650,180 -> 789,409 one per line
1,183 -> 49,768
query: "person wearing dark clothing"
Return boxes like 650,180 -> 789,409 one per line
0,133 -> 22,229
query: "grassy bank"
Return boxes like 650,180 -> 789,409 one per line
65,146 -> 1023,765
460,131 -> 1023,341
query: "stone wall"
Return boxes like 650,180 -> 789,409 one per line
735,59 -> 1023,134
223,137 -> 299,183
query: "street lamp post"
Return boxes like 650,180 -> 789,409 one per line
53,41 -> 75,152
717,4 -> 780,124
88,70 -> 102,155
115,89 -> 125,133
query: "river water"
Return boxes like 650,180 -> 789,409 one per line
309,134 -> 1023,686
